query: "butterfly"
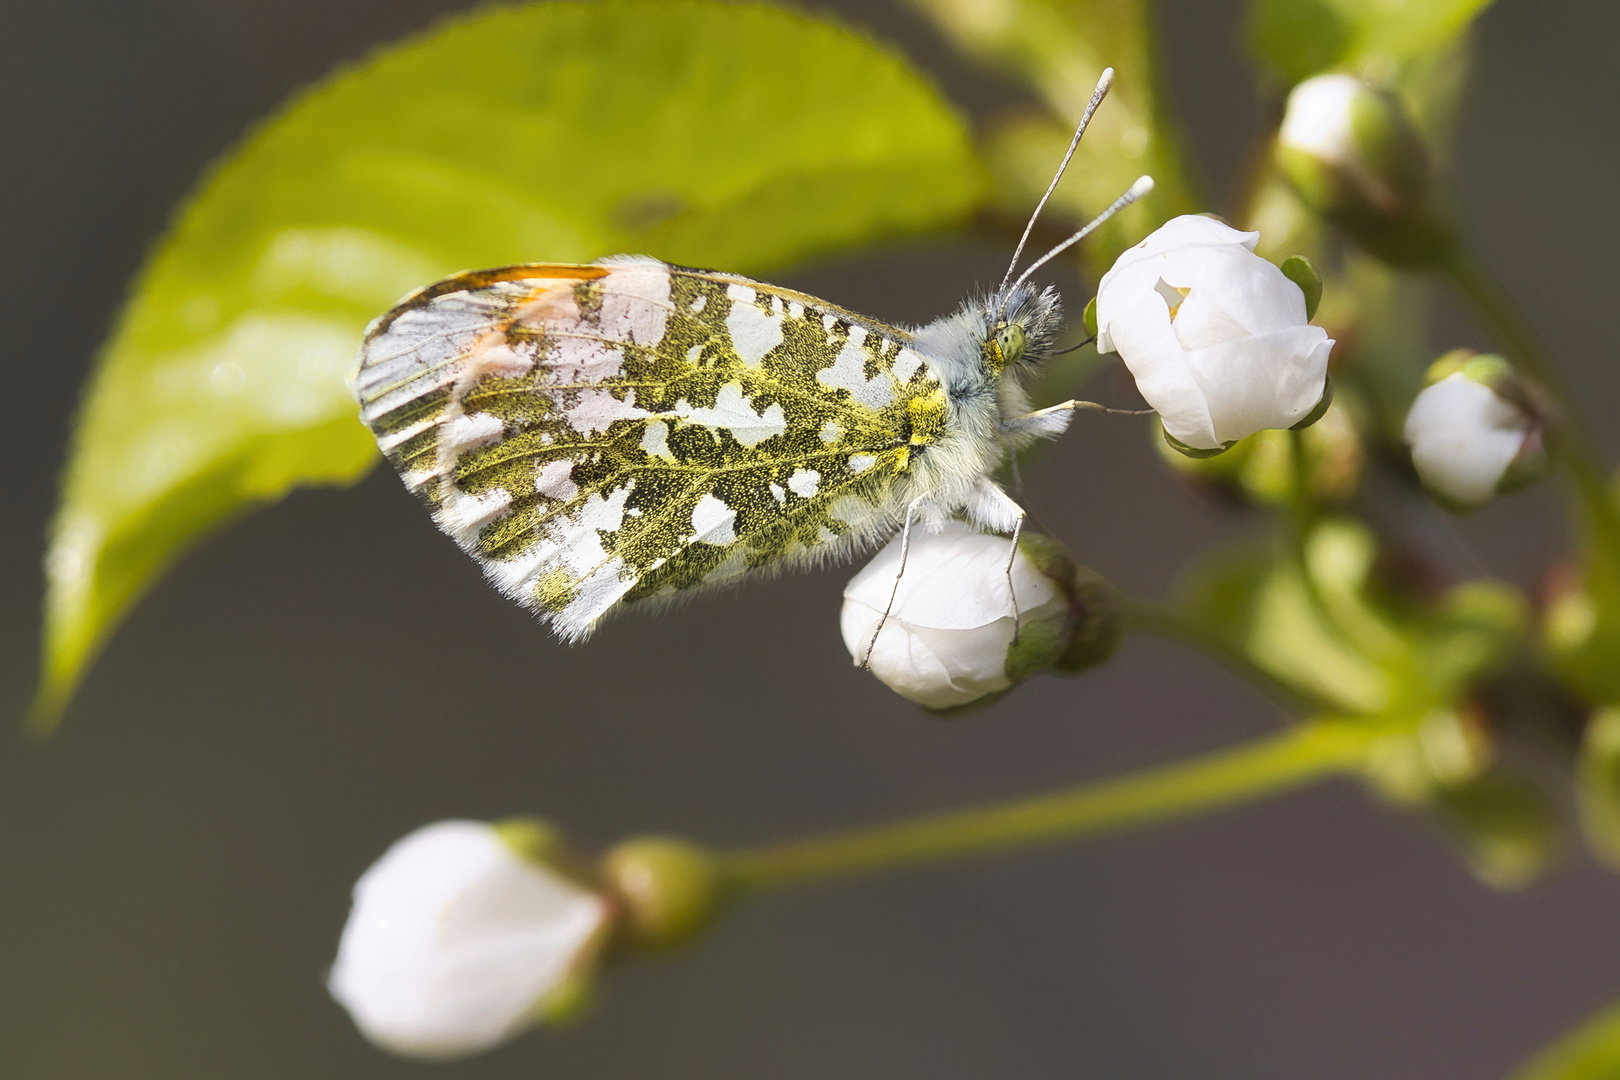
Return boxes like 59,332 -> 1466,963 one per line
350,69 -> 1150,643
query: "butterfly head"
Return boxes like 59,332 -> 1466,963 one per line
982,282 -> 1064,377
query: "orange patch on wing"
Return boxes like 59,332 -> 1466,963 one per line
372,263 -> 612,335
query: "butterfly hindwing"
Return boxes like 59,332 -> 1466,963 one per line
352,256 -> 950,639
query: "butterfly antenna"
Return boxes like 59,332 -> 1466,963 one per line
1009,175 -> 1155,294
997,67 -> 1115,301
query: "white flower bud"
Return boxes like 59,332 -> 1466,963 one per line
1279,74 -> 1380,189
1277,74 -> 1452,267
1403,352 -> 1548,511
1096,215 -> 1334,452
328,819 -> 610,1060
841,522 -> 1076,712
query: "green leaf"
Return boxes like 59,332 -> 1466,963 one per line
32,0 -> 981,730
1430,773 -> 1560,890
1248,0 -> 1498,87
1176,519 -> 1525,723
1279,254 -> 1323,320
1513,998 -> 1620,1080
1179,533 -> 1391,716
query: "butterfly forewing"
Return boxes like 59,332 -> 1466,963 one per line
352,257 -> 949,639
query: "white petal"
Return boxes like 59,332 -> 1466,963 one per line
1154,244 -> 1308,335
1094,257 -> 1169,353
1107,291 -> 1219,449
855,605 -> 1012,710
842,522 -> 1057,631
1404,374 -> 1530,506
1111,215 -> 1258,269
840,524 -> 1068,709
1279,74 -> 1362,166
1185,324 -> 1332,445
1166,283 -> 1252,350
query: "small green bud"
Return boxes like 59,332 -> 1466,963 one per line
1081,295 -> 1098,339
1277,74 -> 1453,268
1363,706 -> 1493,804
1577,708 -> 1620,867
492,815 -> 568,865
1054,572 -> 1124,674
602,836 -> 725,952
1015,532 -> 1125,676
1431,775 -> 1560,891
1542,564 -> 1620,705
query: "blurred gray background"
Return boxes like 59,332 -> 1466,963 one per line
3,1 -> 1618,1077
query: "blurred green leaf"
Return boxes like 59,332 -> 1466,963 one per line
1514,998 -> 1620,1080
906,0 -> 1201,276
1177,520 -> 1548,883
32,0 -> 982,730
1177,519 -> 1525,724
1180,538 -> 1390,715
1248,0 -> 1498,87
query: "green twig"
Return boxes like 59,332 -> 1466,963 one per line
723,721 -> 1367,893
1285,428 -> 1327,603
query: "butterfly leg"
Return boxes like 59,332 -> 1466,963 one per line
1005,514 -> 1026,644
861,495 -> 933,670
964,479 -> 1029,644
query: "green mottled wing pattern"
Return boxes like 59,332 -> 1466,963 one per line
351,256 -> 948,639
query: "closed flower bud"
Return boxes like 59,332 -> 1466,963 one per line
1403,351 -> 1549,512
1096,215 -> 1334,453
328,818 -> 611,1060
1277,73 -> 1453,266
841,522 -> 1120,713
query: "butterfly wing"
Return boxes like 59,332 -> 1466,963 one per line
352,256 -> 949,640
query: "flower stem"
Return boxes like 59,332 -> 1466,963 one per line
1121,597 -> 1340,715
1285,428 -> 1332,615
723,721 -> 1367,894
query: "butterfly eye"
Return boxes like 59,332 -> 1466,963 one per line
994,323 -> 1027,368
